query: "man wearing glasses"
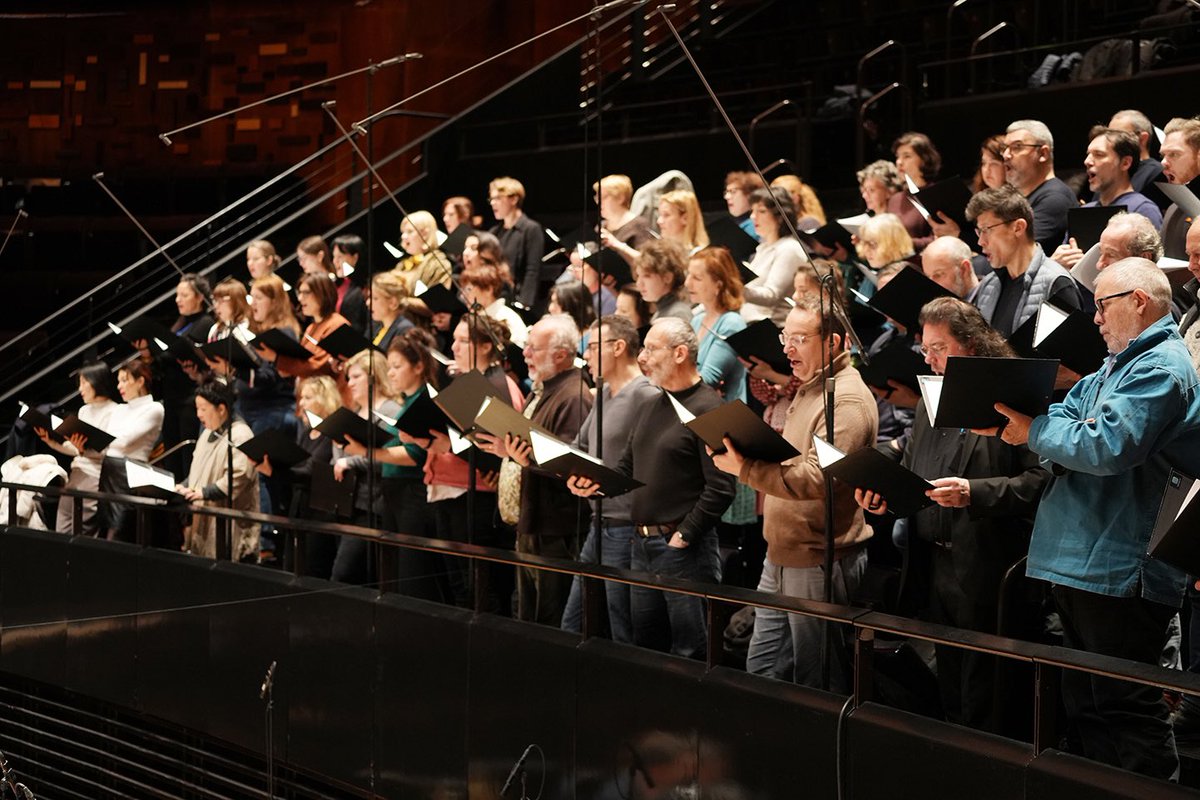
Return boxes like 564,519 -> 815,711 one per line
708,295 -> 878,690
1003,119 -> 1076,254
965,184 -> 1080,337
982,258 -> 1200,780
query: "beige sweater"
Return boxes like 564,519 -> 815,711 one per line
740,351 -> 879,568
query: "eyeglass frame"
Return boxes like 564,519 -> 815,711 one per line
778,331 -> 823,349
1094,288 -> 1136,318
1003,141 -> 1043,154
974,219 -> 1014,238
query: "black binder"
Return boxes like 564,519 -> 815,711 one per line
433,370 -> 506,433
704,213 -> 760,264
313,407 -> 392,448
670,396 -> 800,463
911,176 -> 974,228
309,462 -> 357,517
528,429 -> 644,498
237,428 -> 312,469
724,318 -> 791,375
318,323 -> 377,361
55,414 -> 117,452
1148,469 -> 1200,576
868,266 -> 954,333
199,338 -> 259,370
378,388 -> 450,439
858,338 -> 931,394
251,328 -> 312,361
923,356 -> 1059,429
813,435 -> 934,517
1067,205 -> 1126,251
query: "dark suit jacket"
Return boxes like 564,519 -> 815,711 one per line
517,367 -> 592,540
900,400 -> 1049,605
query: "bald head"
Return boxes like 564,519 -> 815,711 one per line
921,236 -> 977,298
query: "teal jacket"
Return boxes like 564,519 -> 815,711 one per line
1026,314 -> 1200,607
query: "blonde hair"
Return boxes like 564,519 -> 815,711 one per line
770,175 -> 827,225
344,349 -> 395,407
659,190 -> 710,249
489,176 -> 526,207
247,239 -> 281,270
857,213 -> 914,267
249,273 -> 301,336
401,211 -> 440,255
372,271 -> 411,306
298,376 -> 341,419
593,174 -> 633,207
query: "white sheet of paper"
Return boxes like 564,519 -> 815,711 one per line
383,241 -> 403,259
811,435 -> 846,469
1070,244 -> 1102,293
1178,480 -> 1200,522
918,375 -> 944,427
304,410 -> 324,429
1033,303 -> 1070,348
126,460 -> 175,492
1157,181 -> 1200,218
666,392 -> 695,423
836,213 -> 871,236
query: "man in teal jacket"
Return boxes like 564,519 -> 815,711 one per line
984,257 -> 1200,781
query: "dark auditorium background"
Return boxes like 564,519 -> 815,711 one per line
2,1 -> 1200,798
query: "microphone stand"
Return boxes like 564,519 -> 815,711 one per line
259,660 -> 277,800
654,8 -> 867,691
0,210 -> 28,261
158,53 -> 420,145
93,174 -> 237,553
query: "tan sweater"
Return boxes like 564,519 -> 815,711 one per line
739,351 -> 879,568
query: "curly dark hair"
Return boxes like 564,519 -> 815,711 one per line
917,297 -> 1015,358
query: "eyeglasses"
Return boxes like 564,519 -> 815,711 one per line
778,332 -> 821,349
919,342 -> 949,357
1095,289 -> 1136,317
974,219 -> 1013,238
1004,141 -> 1041,153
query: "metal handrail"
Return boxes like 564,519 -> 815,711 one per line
9,477 -> 1200,748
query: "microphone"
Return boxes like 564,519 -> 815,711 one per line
0,209 -> 29,261
377,53 -> 423,67
259,659 -> 277,700
499,744 -> 534,798
14,783 -> 33,800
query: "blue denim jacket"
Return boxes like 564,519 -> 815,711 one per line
1026,314 -> 1200,607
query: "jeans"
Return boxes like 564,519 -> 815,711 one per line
561,520 -> 634,643
746,549 -> 866,693
630,529 -> 720,660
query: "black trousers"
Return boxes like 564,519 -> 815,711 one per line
1053,584 -> 1178,781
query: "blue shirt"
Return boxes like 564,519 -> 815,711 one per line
1026,314 -> 1200,607
692,310 -> 748,403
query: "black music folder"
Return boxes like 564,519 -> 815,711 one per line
251,328 -> 312,361
472,395 -> 551,444
583,247 -> 634,287
318,323 -> 377,360
1028,302 -> 1108,376
911,177 -> 973,228
725,318 -> 790,375
867,266 -> 953,333
1067,205 -> 1126,251
237,428 -> 311,469
705,214 -> 760,264
107,319 -> 178,352
528,430 -> 644,498
858,338 -> 931,394
920,356 -> 1059,429
813,435 -> 934,517
376,388 -> 450,439
199,338 -> 259,370
415,282 -> 467,316
668,395 -> 800,463
312,407 -> 392,448
17,402 -> 64,441
1149,469 -> 1200,576
55,413 -> 116,452
441,224 -> 472,258
433,370 -> 506,433
308,462 -> 357,518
